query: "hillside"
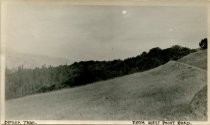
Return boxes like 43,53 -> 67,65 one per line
190,85 -> 207,120
178,49 -> 207,70
6,50 -> 207,120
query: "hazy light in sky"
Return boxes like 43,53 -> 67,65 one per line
122,10 -> 127,14
169,28 -> 174,32
5,4 -> 207,62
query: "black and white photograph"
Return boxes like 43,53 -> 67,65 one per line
1,0 -> 208,123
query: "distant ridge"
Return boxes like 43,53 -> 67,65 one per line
6,51 -> 72,69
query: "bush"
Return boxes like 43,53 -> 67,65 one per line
199,38 -> 207,49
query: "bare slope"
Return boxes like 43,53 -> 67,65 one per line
6,60 -> 207,120
178,49 -> 207,70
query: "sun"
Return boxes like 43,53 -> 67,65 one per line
122,10 -> 127,14
169,28 -> 174,32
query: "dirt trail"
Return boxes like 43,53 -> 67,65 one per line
171,60 -> 207,72
178,49 -> 207,70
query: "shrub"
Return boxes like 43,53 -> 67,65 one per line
199,38 -> 207,49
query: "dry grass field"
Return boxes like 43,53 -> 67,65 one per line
6,50 -> 207,120
178,49 -> 207,70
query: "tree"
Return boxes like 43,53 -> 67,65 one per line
199,38 -> 207,49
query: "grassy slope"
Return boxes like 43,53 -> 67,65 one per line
178,49 -> 207,120
190,85 -> 207,120
6,51 -> 207,120
178,49 -> 207,70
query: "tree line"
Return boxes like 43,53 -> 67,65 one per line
6,45 -> 197,99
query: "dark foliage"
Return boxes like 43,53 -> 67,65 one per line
6,45 -> 196,99
199,38 -> 207,49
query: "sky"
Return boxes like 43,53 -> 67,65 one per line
5,3 -> 207,62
